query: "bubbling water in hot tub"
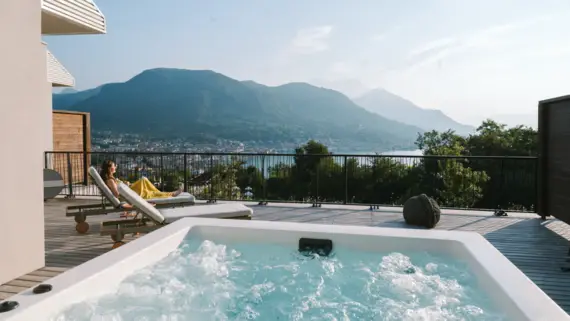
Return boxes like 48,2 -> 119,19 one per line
52,238 -> 507,321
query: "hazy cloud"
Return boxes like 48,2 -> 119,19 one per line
289,25 -> 334,55
405,15 -> 555,70
370,33 -> 388,42
407,37 -> 457,58
329,61 -> 355,76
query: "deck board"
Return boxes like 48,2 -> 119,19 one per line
2,198 -> 570,315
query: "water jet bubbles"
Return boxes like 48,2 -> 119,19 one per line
425,263 -> 438,273
51,240 -> 506,321
404,266 -> 416,274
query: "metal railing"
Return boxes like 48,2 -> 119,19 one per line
45,151 -> 539,212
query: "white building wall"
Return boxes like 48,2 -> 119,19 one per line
0,0 -> 47,284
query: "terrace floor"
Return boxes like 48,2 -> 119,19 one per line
2,199 -> 570,315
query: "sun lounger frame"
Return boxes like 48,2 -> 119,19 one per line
99,205 -> 251,247
100,184 -> 252,248
66,166 -> 195,233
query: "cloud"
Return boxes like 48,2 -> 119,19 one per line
288,25 -> 333,55
329,61 -> 354,76
370,33 -> 387,42
370,26 -> 402,43
525,44 -> 570,58
405,15 -> 555,70
407,37 -> 458,59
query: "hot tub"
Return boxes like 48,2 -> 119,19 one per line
0,218 -> 567,320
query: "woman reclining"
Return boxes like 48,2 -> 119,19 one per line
100,160 -> 183,200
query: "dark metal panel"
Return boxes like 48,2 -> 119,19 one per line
538,102 -> 549,216
538,96 -> 570,223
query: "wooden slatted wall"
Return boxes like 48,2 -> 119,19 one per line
51,110 -> 91,185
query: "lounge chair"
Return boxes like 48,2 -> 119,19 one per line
67,166 -> 196,233
100,182 -> 252,248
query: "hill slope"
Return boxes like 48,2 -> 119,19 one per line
353,89 -> 474,135
52,86 -> 103,110
54,68 -> 424,150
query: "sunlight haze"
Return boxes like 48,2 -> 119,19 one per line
45,0 -> 570,127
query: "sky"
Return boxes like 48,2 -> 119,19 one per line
45,0 -> 570,127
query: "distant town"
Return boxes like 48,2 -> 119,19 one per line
91,131 -> 417,155
91,130 -> 303,154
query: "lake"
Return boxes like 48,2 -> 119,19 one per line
327,149 -> 423,156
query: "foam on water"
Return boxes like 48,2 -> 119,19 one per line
51,238 -> 508,321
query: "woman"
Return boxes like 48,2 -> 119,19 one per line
99,160 -> 183,199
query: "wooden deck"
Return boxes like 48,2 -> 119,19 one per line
2,199 -> 570,315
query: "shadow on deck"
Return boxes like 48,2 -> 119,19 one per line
2,198 -> 570,315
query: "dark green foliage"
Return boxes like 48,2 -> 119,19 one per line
414,119 -> 537,210
101,119 -> 537,211
162,174 -> 181,192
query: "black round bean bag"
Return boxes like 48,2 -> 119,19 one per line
403,194 -> 441,228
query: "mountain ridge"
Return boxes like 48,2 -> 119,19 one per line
53,68 -> 423,151
353,88 -> 475,135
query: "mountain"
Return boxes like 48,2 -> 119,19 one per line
309,78 -> 371,98
53,68 -> 424,150
52,86 -> 103,110
353,89 -> 475,135
57,88 -> 78,94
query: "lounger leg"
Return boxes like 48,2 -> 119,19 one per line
74,213 -> 89,234
74,213 -> 86,223
112,241 -> 125,249
111,232 -> 125,249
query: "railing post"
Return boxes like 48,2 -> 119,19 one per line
82,151 -> 89,186
260,154 -> 268,205
343,155 -> 348,204
44,152 -> 48,169
498,158 -> 505,210
314,157 -> 321,207
159,153 -> 164,189
209,154 -> 214,202
66,152 -> 74,198
534,157 -> 539,213
183,153 -> 188,193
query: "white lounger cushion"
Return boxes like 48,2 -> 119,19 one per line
88,166 -> 122,208
148,192 -> 195,204
118,182 -> 252,224
89,166 -> 196,206
118,182 -> 166,222
160,203 -> 253,223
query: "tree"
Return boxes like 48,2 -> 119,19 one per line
414,120 -> 537,210
204,156 -> 244,200
90,121 -> 538,211
412,130 -> 490,207
466,120 -> 537,156
236,165 -> 264,199
291,140 -> 336,202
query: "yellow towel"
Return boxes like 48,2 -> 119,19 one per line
129,177 -> 175,199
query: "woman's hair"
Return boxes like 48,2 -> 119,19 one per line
100,160 -> 116,182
